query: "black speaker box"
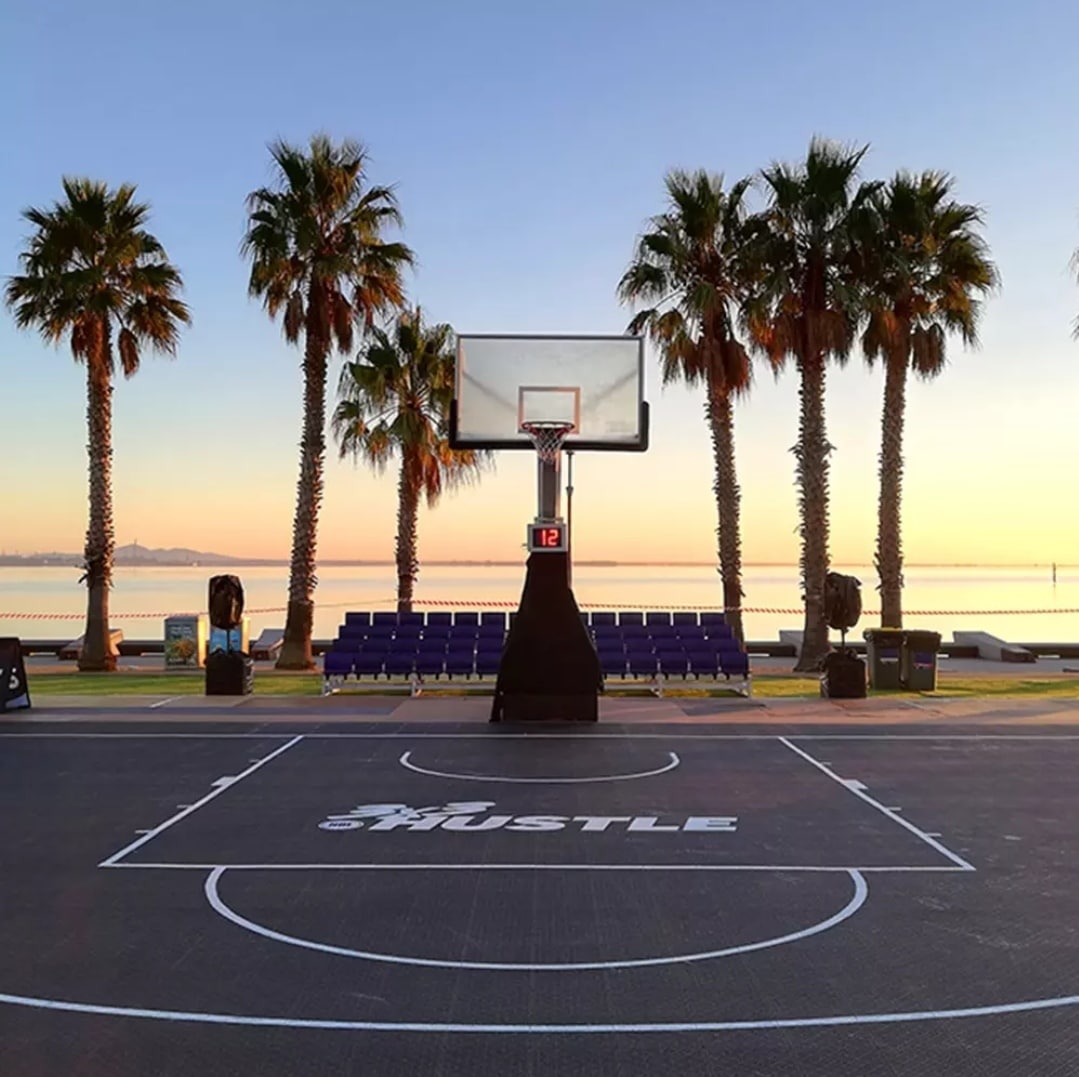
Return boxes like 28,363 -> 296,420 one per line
205,650 -> 254,696
209,575 -> 245,630
820,651 -> 867,699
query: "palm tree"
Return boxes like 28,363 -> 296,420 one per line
243,134 -> 413,669
333,308 -> 484,613
747,138 -> 878,671
618,170 -> 757,644
859,171 -> 997,627
5,179 -> 189,672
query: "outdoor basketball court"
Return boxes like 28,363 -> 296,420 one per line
3,718 -> 1079,1075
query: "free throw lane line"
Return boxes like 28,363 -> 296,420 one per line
204,867 -> 867,971
397,750 -> 680,783
97,735 -> 305,868
778,736 -> 975,872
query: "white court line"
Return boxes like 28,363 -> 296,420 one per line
5,732 -> 1079,740
204,866 -> 867,970
778,737 -> 976,872
97,736 -> 305,868
3,987 -> 1079,1032
100,862 -> 970,873
148,697 -> 180,710
6,733 -> 1079,742
398,750 -> 680,784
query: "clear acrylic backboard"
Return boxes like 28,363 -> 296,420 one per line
449,334 -> 648,451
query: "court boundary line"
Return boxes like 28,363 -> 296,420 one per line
97,735 -> 305,868
6,731 -> 1079,740
778,737 -> 976,872
99,861 -> 970,873
3,987 -> 1079,1032
205,866 -> 868,970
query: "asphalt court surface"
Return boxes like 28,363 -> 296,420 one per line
3,722 -> 1079,1075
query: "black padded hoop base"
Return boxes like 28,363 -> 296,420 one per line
491,552 -> 601,723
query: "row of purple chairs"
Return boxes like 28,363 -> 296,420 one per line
338,622 -> 504,642
334,636 -> 504,654
324,649 -> 502,680
601,649 -> 748,679
323,647 -> 747,682
342,610 -> 730,629
592,624 -> 733,641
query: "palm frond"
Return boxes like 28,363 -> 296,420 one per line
4,178 -> 188,371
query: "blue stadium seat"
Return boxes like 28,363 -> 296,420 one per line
367,623 -> 394,638
427,611 -> 452,626
335,637 -> 363,652
479,611 -> 507,629
627,650 -> 658,678
323,651 -> 353,678
372,612 -> 397,626
645,612 -> 672,627
688,649 -> 718,678
421,624 -> 450,639
384,651 -> 417,677
354,653 -> 385,678
398,612 -> 425,627
445,651 -> 475,678
454,612 -> 480,626
591,612 -> 616,626
415,650 -> 445,678
700,612 -> 727,627
672,612 -> 699,627
475,651 -> 501,675
618,611 -> 644,626
720,651 -> 750,677
599,651 -> 627,678
658,649 -> 688,678
344,611 -> 371,627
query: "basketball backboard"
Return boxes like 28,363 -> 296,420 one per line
449,334 -> 648,451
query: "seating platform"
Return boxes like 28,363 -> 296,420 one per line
321,610 -> 751,698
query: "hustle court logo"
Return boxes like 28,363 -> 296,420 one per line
318,802 -> 738,834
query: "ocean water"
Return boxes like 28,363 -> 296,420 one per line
2,563 -> 1078,644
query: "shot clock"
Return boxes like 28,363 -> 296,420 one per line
527,522 -> 567,553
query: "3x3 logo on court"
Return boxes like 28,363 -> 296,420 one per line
318,802 -> 738,833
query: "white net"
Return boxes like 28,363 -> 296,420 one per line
521,422 -> 574,464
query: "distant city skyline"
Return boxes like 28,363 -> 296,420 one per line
2,0 -> 1077,569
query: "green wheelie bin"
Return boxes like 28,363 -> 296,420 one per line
901,630 -> 942,691
863,628 -> 904,690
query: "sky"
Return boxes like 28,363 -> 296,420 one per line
2,0 -> 1078,567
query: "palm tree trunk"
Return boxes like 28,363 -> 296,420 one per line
705,381 -> 745,646
276,319 -> 328,671
78,328 -> 117,673
794,356 -> 831,672
876,349 -> 907,627
395,456 -> 420,614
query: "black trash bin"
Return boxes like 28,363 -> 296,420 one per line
901,630 -> 941,691
863,628 -> 904,690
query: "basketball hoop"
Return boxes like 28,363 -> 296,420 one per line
521,421 -> 575,464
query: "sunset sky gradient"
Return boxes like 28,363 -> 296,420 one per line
2,0 -> 1078,567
